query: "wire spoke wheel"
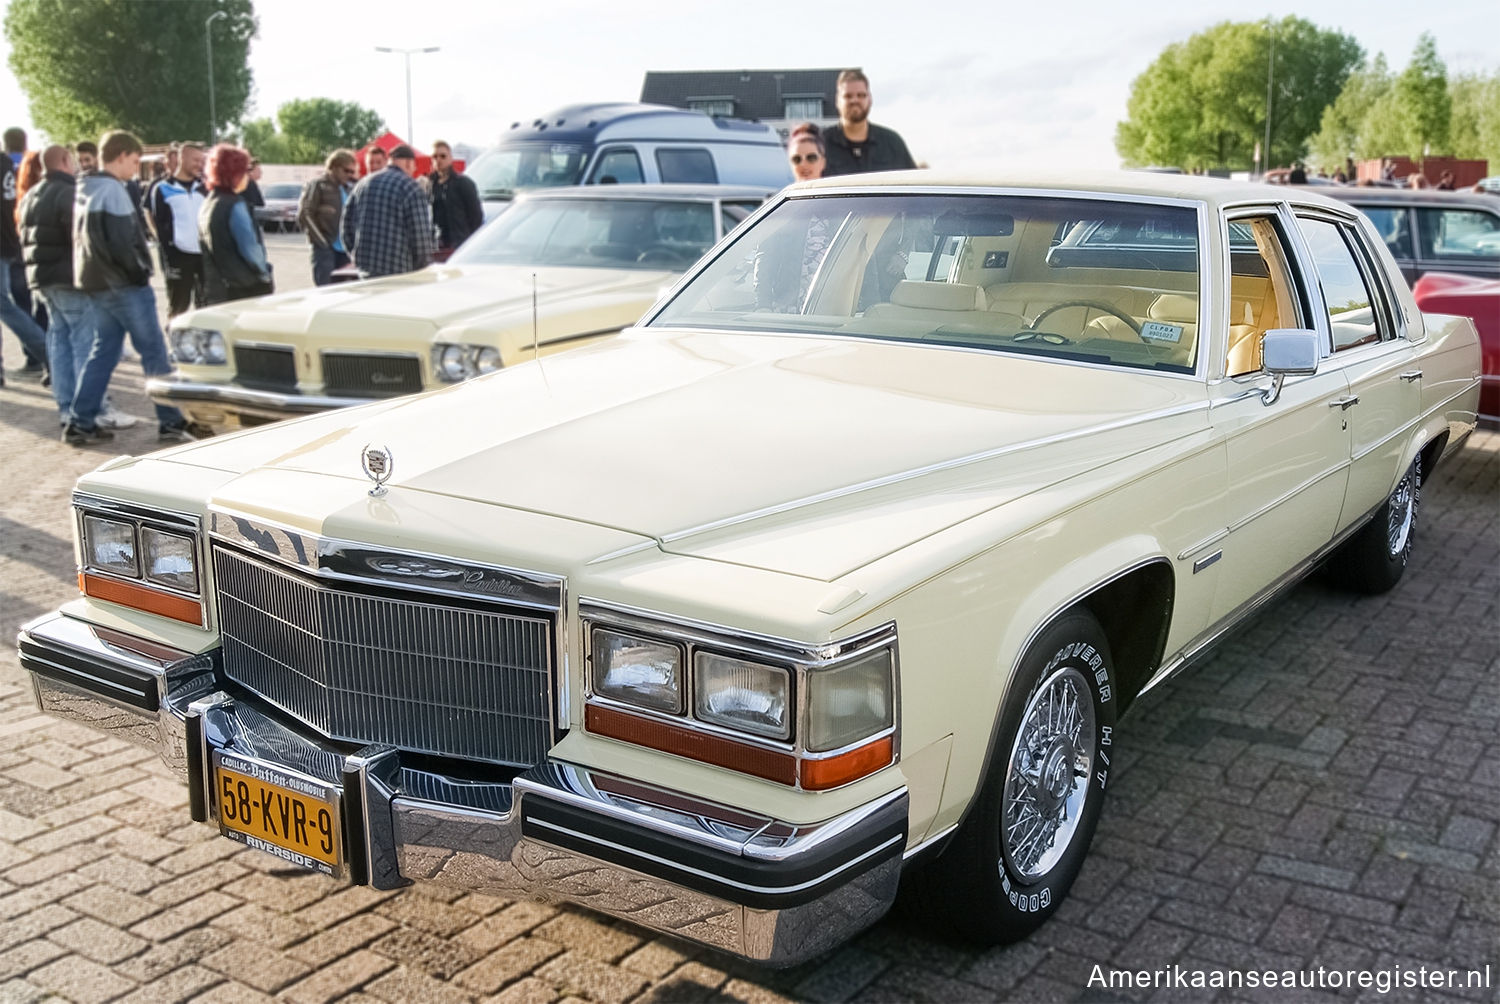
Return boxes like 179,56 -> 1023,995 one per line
1386,465 -> 1418,558
1001,665 -> 1096,881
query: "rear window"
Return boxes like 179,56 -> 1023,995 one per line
656,148 -> 718,184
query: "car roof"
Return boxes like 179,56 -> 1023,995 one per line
1317,187 -> 1500,210
790,168 -> 1382,213
519,183 -> 779,203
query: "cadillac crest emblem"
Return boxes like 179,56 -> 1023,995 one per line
361,444 -> 394,497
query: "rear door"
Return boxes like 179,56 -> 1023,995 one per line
1292,211 -> 1420,532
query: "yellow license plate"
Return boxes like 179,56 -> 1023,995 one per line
213,754 -> 342,874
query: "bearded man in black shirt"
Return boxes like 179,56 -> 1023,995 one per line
820,69 -> 917,177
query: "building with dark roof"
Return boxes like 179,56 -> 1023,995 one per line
640,69 -> 842,139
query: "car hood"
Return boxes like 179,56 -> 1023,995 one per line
161,329 -> 1208,580
190,263 -> 676,335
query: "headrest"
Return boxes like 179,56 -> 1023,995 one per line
1149,293 -> 1198,323
889,280 -> 987,312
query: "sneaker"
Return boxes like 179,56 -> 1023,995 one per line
63,422 -> 115,446
158,421 -> 213,443
97,404 -> 140,429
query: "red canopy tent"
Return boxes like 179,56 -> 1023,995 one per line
355,132 -> 464,177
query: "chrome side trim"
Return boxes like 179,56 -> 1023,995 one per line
1352,416 -> 1419,464
902,821 -> 960,860
208,510 -> 564,612
1139,495 -> 1387,699
1224,460 -> 1351,536
1178,529 -> 1228,561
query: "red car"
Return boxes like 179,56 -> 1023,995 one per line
1414,271 -> 1500,426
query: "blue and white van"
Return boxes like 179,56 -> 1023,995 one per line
469,103 -> 792,216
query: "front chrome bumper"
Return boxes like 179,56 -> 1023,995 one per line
145,375 -> 379,428
18,612 -> 906,966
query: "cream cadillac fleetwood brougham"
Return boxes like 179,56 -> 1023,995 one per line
19,172 -> 1481,964
147,184 -> 772,430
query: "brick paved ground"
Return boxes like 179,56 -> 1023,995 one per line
0,248 -> 1496,1001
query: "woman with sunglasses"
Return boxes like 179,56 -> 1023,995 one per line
787,123 -> 825,182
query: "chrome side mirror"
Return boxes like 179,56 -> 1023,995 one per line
1259,327 -> 1321,406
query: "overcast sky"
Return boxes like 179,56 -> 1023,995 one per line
0,0 -> 1494,168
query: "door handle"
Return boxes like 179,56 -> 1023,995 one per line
1328,395 -> 1360,410
1398,370 -> 1423,382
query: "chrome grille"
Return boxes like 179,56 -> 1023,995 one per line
213,545 -> 554,767
233,345 -> 296,391
321,353 -> 422,398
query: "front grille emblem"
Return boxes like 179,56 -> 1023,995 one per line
361,444 -> 395,497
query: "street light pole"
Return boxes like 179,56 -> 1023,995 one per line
374,46 -> 441,142
1263,23 -> 1275,177
205,10 -> 227,145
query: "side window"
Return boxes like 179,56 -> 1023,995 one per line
591,148 -> 643,185
1358,207 -> 1413,259
1415,208 -> 1500,260
721,201 -> 761,236
1296,217 -> 1387,352
656,148 -> 718,184
1226,215 -> 1304,378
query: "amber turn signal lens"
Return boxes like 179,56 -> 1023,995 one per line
81,572 -> 202,625
585,704 -> 797,785
798,735 -> 894,790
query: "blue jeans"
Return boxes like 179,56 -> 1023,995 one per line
311,244 -> 350,286
0,260 -> 47,368
38,286 -> 96,419
71,284 -> 186,430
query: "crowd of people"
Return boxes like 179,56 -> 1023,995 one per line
0,121 -> 492,445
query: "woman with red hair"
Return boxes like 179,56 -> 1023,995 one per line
197,144 -> 272,303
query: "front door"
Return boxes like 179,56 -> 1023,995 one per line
1209,210 -> 1352,622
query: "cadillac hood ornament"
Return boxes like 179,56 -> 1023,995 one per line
361,444 -> 395,497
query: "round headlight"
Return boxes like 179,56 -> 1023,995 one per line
172,328 -> 202,364
203,331 -> 227,364
435,344 -> 469,381
475,347 -> 502,374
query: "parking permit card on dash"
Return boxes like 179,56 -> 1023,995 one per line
1140,321 -> 1183,343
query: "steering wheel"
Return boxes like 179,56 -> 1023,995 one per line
1027,300 -> 1143,338
637,247 -> 692,267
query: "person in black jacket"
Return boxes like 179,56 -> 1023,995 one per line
67,130 -> 205,446
0,142 -> 48,385
428,140 -> 483,252
198,144 -> 273,305
21,145 -> 90,421
820,69 -> 918,178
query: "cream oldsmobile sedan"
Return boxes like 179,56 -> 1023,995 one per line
148,184 -> 772,430
20,172 -> 1481,965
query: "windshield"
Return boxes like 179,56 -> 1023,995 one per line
649,193 -> 1203,374
450,197 -> 718,270
466,142 -> 589,200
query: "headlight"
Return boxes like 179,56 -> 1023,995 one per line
475,346 -> 502,374
694,651 -> 790,739
591,628 -> 683,713
433,343 -> 470,381
805,649 -> 893,751
170,327 -> 227,365
83,515 -> 137,577
141,527 -> 198,593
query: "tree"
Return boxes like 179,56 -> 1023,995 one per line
276,98 -> 383,163
1448,72 -> 1500,165
1306,56 -> 1392,167
236,99 -> 383,165
1391,33 -> 1451,157
5,0 -> 256,143
1116,17 -> 1363,171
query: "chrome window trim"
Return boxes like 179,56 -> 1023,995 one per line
638,186 -> 1212,383
1292,207 -> 1405,351
580,598 -> 900,784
